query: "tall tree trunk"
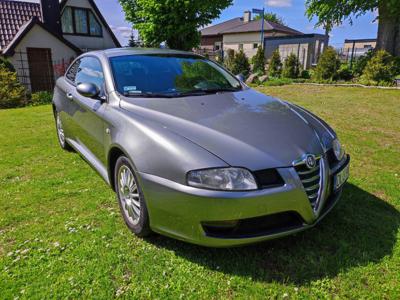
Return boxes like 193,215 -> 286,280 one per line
377,1 -> 400,56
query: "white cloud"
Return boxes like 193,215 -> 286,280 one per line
266,0 -> 292,8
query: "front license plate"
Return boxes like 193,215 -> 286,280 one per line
334,164 -> 350,190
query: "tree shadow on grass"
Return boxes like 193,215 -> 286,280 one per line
146,184 -> 400,284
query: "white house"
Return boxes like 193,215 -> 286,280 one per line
0,0 -> 121,92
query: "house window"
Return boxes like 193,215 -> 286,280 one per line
239,44 -> 243,51
253,43 -> 258,49
61,6 -> 103,37
61,7 -> 73,33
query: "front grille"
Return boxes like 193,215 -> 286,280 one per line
294,158 -> 322,207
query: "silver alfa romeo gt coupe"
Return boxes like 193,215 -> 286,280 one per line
53,48 -> 350,247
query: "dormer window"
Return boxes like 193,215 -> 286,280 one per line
61,6 -> 102,37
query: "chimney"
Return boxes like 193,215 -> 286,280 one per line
40,0 -> 62,35
243,11 -> 252,23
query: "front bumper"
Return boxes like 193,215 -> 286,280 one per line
140,155 -> 350,247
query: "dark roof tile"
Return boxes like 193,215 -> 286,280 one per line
201,17 -> 302,36
0,0 -> 42,49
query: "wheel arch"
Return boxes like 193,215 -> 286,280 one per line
107,144 -> 137,192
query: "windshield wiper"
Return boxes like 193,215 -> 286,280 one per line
124,92 -> 178,98
176,87 -> 241,97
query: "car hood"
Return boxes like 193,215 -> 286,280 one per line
120,89 -> 327,170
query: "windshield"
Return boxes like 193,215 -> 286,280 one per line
109,54 -> 242,97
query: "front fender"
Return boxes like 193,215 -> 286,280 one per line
104,104 -> 228,185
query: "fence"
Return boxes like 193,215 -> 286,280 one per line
14,50 -> 75,92
335,47 -> 373,64
193,48 -> 223,61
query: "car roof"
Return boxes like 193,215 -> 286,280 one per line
89,47 -> 199,58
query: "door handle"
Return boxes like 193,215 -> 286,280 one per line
66,92 -> 73,100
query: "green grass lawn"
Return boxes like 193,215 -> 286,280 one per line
1,85 -> 399,299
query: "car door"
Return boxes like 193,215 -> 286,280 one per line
67,56 -> 108,165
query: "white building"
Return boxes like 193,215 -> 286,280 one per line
0,0 -> 121,91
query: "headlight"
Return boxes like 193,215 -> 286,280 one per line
187,167 -> 257,191
332,139 -> 345,161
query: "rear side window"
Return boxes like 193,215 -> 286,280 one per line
66,59 -> 80,82
75,56 -> 105,89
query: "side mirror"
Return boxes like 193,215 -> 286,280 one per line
236,74 -> 245,82
77,82 -> 100,99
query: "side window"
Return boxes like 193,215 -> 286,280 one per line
75,57 -> 105,92
66,59 -> 80,82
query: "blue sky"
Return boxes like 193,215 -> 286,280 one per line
21,0 -> 378,48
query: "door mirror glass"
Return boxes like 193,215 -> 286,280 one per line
236,74 -> 245,82
77,82 -> 100,99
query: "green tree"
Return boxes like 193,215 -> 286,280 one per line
282,53 -> 300,79
0,65 -> 26,109
254,12 -> 286,25
224,49 -> 235,72
175,61 -> 231,90
231,50 -> 250,77
268,50 -> 282,77
127,32 -> 141,47
118,0 -> 233,50
305,0 -> 400,57
361,50 -> 396,84
0,57 -> 15,72
352,50 -> 375,76
251,46 -> 266,74
313,46 -> 341,81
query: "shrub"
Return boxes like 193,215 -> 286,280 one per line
251,46 -> 266,75
29,91 -> 53,106
337,64 -> 353,81
392,56 -> 400,78
300,69 -> 311,79
224,49 -> 235,72
231,50 -> 250,77
361,50 -> 395,85
263,77 -> 293,86
313,47 -> 340,81
282,53 -> 300,79
0,65 -> 27,109
352,50 -> 374,77
268,50 -> 282,78
0,57 -> 15,72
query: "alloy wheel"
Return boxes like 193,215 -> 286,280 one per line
56,113 -> 65,146
117,165 -> 141,226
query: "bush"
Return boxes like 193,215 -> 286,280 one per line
263,77 -> 293,86
268,50 -> 282,78
282,53 -> 300,79
313,47 -> 340,81
224,49 -> 235,72
300,69 -> 311,79
251,46 -> 266,75
337,64 -> 353,81
352,50 -> 374,77
361,50 -> 395,85
0,57 -> 15,72
392,56 -> 400,78
0,65 -> 27,109
231,50 -> 250,77
29,91 -> 53,106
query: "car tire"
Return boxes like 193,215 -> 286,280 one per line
55,111 -> 73,151
114,156 -> 152,237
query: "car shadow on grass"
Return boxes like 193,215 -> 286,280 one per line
146,183 -> 400,284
